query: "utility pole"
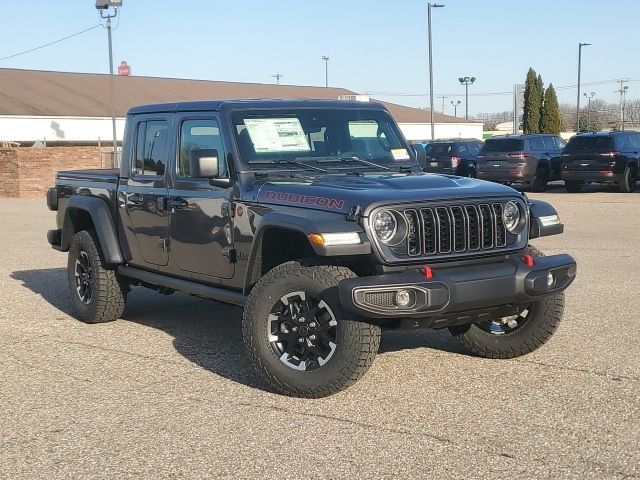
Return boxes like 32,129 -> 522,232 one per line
616,80 -> 629,130
322,55 -> 330,87
96,0 -> 122,167
450,100 -> 461,117
438,95 -> 448,113
583,91 -> 596,131
271,73 -> 283,85
427,3 -> 445,140
576,42 -> 591,131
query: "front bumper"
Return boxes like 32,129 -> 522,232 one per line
561,170 -> 622,184
338,254 -> 576,320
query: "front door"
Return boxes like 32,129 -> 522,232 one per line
167,116 -> 235,280
119,117 -> 170,267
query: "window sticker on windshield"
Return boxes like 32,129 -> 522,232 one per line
244,118 -> 310,153
391,148 -> 410,160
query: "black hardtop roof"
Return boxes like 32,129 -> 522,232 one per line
127,98 -> 388,115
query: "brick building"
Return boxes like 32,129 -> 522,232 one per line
0,68 -> 482,197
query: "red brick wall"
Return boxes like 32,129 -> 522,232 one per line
0,146 -> 110,197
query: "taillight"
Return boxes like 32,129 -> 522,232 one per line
451,156 -> 461,167
507,152 -> 530,159
598,151 -> 621,157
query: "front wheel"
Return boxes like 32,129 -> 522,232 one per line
448,246 -> 564,358
242,261 -> 381,398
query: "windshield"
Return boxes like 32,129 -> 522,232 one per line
565,136 -> 614,151
231,108 -> 412,171
481,138 -> 524,152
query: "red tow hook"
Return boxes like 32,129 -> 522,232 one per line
422,265 -> 433,279
523,254 -> 535,268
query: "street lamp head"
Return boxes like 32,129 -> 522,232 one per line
431,3 -> 445,7
579,42 -> 591,47
322,55 -> 330,61
458,77 -> 464,83
464,76 -> 470,82
470,76 -> 476,83
96,0 -> 122,9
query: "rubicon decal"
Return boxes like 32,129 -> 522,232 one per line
260,190 -> 345,210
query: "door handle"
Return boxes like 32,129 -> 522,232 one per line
128,193 -> 144,205
166,197 -> 188,210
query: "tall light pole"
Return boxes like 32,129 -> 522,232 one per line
576,42 -> 591,131
322,55 -> 330,87
458,76 -> 475,120
271,73 -> 284,85
96,0 -> 122,167
583,91 -> 595,131
438,95 -> 448,113
616,81 -> 629,130
427,3 -> 445,140
450,100 -> 461,117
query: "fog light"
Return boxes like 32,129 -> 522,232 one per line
395,289 -> 412,307
547,272 -> 555,287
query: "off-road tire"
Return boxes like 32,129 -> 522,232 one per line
448,245 -> 564,359
242,260 -> 381,398
619,165 -> 637,193
565,180 -> 582,193
67,229 -> 126,324
531,165 -> 549,192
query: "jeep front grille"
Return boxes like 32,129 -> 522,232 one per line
373,199 -> 527,263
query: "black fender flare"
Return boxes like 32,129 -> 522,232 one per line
242,210 -> 370,293
529,199 -> 563,238
63,195 -> 124,264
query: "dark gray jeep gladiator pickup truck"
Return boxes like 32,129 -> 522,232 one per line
47,99 -> 576,397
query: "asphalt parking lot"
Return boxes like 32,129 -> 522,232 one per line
1,187 -> 639,479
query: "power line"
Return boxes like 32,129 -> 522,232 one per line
0,24 -> 101,62
366,78 -> 640,99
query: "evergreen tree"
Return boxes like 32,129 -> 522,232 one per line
522,68 -> 542,133
537,74 -> 544,131
541,84 -> 563,134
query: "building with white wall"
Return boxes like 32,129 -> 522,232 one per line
0,68 -> 482,144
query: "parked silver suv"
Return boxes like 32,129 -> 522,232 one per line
477,134 -> 566,192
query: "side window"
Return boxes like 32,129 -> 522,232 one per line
616,134 -> 631,151
554,137 -> 567,150
178,119 -> 227,178
528,137 -> 543,151
629,134 -> 640,149
133,120 -> 168,176
541,136 -> 556,151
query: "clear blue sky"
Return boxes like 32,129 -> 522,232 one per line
2,0 -> 639,117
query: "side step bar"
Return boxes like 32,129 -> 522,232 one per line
117,266 -> 246,307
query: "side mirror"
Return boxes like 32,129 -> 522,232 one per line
411,144 -> 427,169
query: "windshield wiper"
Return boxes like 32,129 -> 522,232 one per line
311,155 -> 391,171
248,158 -> 328,173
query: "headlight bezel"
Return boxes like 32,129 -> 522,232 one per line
503,200 -> 526,234
372,209 -> 407,246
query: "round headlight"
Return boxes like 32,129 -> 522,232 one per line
503,201 -> 522,233
373,210 -> 397,243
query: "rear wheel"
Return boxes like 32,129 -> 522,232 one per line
565,180 -> 582,193
242,261 -> 381,398
619,165 -> 637,193
67,230 -> 127,323
448,246 -> 564,359
531,166 -> 550,192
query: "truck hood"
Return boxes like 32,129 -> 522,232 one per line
252,173 -> 521,215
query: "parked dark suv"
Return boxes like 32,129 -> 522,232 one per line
421,139 -> 483,177
561,131 -> 640,193
477,134 -> 566,192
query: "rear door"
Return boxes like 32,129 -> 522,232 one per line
166,115 -> 235,280
119,116 -> 171,267
477,138 -> 525,173
549,136 -> 567,179
425,142 -> 455,173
